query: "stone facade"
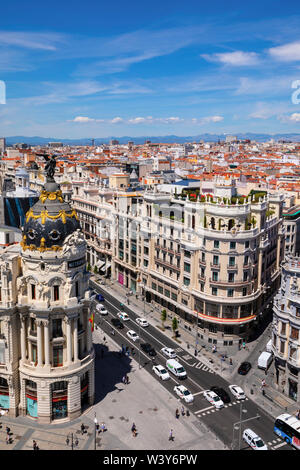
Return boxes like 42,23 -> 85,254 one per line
0,183 -> 95,423
73,184 -> 285,350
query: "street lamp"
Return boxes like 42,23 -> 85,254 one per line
194,310 -> 199,356
66,433 -> 79,450
231,402 -> 260,450
94,413 -> 98,450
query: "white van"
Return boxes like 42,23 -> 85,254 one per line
166,359 -> 187,379
257,351 -> 272,370
243,428 -> 268,450
266,339 -> 272,353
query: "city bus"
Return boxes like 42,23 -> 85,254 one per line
274,413 -> 300,450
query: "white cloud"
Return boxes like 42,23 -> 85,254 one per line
0,31 -> 63,50
269,41 -> 300,61
71,116 -> 104,123
73,116 -> 95,123
110,117 -> 123,123
288,113 -> 300,122
201,51 -> 259,66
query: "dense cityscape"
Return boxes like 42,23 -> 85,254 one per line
0,0 -> 300,459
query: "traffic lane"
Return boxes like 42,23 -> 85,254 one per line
95,311 -> 287,451
93,288 -> 258,413
91,283 -> 237,389
95,314 -> 206,410
99,313 -> 204,397
93,297 -> 209,395
196,392 -> 285,451
92,284 -> 288,448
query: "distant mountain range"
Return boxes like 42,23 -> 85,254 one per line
4,133 -> 300,146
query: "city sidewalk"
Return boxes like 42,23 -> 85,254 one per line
84,328 -> 226,450
92,275 -> 300,422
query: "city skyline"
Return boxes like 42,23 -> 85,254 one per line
1,0 -> 300,137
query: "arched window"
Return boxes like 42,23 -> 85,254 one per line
228,219 -> 235,230
210,217 -> 215,230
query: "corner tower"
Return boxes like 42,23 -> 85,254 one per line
17,175 -> 95,423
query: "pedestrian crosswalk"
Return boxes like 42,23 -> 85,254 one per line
194,398 -> 249,417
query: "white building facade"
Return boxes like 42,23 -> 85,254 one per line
0,179 -> 95,422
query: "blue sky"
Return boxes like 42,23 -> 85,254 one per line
1,0 -> 300,138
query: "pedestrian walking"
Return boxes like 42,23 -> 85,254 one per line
103,336 -> 106,342
122,375 -> 126,384
111,328 -> 115,336
131,422 -> 137,437
181,406 -> 185,416
131,347 -> 135,356
101,422 -> 106,433
125,374 -> 129,384
81,423 -> 86,435
296,409 -> 300,420
229,358 -> 233,365
33,440 -> 39,450
169,429 -> 174,441
175,408 -> 179,419
186,409 -> 190,417
6,426 -> 10,435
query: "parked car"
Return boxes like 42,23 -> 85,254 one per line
141,343 -> 156,357
126,330 -> 139,342
96,303 -> 108,315
210,386 -> 230,403
228,385 -> 246,400
89,290 -> 104,302
136,318 -> 149,327
174,385 -> 194,403
152,364 -> 170,380
161,347 -> 177,359
238,362 -> 252,375
111,318 -> 124,329
203,390 -> 224,409
117,311 -> 130,321
243,428 -> 268,450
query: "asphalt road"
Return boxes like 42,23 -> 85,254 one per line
90,280 -> 293,451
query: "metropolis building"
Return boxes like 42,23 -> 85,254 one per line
0,172 -> 95,422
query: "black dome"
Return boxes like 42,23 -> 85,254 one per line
21,181 -> 80,252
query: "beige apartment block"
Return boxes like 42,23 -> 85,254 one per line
0,181 -> 95,422
72,182 -> 285,350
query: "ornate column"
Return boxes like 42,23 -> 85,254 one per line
44,320 -> 50,366
86,310 -> 92,352
37,320 -> 43,367
66,318 -> 72,363
73,316 -> 78,361
20,316 -> 27,361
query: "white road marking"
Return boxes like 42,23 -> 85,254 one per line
195,405 -> 214,414
272,441 -> 287,449
192,391 -> 205,397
